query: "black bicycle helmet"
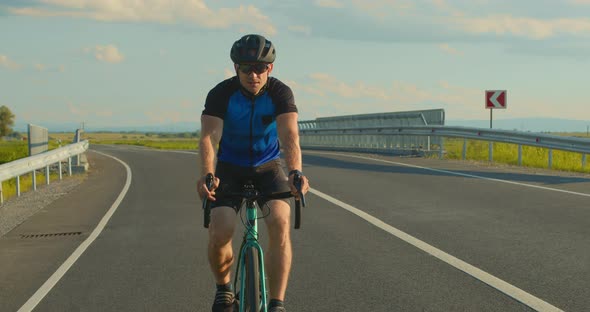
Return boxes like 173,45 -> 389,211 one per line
230,34 -> 276,64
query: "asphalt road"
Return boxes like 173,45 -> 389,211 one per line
1,145 -> 589,311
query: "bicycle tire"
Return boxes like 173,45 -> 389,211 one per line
244,246 -> 260,312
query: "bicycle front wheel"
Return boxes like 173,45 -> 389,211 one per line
244,246 -> 261,312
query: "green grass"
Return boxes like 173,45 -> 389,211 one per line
50,132 -> 199,150
0,141 -> 28,165
92,139 -> 198,150
1,138 -> 78,202
440,138 -> 590,173
1,171 -> 64,202
0,140 -> 62,165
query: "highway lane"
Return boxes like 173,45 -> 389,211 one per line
1,145 -> 589,311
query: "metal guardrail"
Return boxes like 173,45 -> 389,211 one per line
298,125 -> 590,168
0,140 -> 89,204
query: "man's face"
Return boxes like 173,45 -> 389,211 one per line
235,63 -> 273,95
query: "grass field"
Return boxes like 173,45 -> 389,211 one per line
51,132 -> 199,150
1,171 -> 63,201
438,137 -> 590,174
0,133 -> 81,202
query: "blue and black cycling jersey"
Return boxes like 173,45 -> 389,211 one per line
202,76 -> 297,167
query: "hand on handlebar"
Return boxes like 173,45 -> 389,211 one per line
288,170 -> 309,200
197,173 -> 219,202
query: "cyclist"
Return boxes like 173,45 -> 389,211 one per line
197,34 -> 309,312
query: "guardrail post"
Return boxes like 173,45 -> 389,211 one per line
59,160 -> 63,180
439,138 -> 444,159
68,157 -> 72,176
32,170 -> 37,191
462,139 -> 467,160
16,176 -> 21,197
488,142 -> 493,162
548,149 -> 553,169
583,154 -> 587,169
45,165 -> 50,185
518,145 -> 523,166
0,182 -> 3,204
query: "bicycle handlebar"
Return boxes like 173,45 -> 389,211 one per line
202,173 -> 306,229
293,172 -> 305,229
202,173 -> 214,228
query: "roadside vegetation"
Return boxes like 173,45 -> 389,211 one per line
1,137 -> 65,202
1,131 -> 199,202
51,131 -> 199,150
436,134 -> 590,174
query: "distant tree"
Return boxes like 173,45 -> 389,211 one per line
0,105 -> 15,137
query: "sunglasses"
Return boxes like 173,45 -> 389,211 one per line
237,63 -> 269,75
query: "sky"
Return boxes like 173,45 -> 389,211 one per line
2,0 -> 590,132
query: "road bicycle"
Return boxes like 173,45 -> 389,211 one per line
202,172 -> 306,312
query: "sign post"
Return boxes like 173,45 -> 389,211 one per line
485,90 -> 507,162
485,90 -> 507,128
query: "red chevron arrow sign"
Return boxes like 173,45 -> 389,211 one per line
485,90 -> 507,109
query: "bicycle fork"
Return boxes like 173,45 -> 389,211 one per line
235,204 -> 268,312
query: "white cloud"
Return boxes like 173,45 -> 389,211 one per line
9,0 -> 277,35
455,15 -> 590,39
431,2 -> 590,41
314,0 -> 344,8
85,45 -> 124,63
430,0 -> 464,17
438,43 -> 463,56
307,73 -> 394,100
0,55 -> 21,70
288,25 -> 312,36
68,102 -> 89,117
34,63 -> 65,72
35,63 -> 48,71
290,74 -> 490,119
351,0 -> 414,18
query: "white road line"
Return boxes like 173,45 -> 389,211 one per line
310,188 -> 564,312
308,151 -> 590,198
18,151 -> 132,312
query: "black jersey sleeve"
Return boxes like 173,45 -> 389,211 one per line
268,77 -> 298,115
202,78 -> 237,119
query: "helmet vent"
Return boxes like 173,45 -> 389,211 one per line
261,46 -> 270,58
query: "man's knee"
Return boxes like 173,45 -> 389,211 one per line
265,201 -> 291,245
209,207 -> 236,247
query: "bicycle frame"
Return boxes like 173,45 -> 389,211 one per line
202,172 -> 305,311
236,198 -> 268,312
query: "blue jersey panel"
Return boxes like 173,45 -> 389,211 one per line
218,91 -> 281,167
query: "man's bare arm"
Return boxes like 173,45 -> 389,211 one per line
198,115 -> 223,200
277,112 -> 309,195
277,112 -> 301,172
200,115 -> 223,174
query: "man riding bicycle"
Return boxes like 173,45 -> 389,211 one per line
197,34 -> 309,312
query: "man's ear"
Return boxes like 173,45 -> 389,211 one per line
267,63 -> 274,74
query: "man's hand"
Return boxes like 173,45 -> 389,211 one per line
197,174 -> 220,201
288,170 -> 309,199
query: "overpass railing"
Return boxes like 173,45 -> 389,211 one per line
298,125 -> 590,169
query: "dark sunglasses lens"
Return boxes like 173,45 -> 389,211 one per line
239,64 -> 268,74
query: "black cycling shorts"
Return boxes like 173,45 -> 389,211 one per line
211,159 -> 291,212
